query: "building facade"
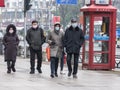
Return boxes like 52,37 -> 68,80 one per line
0,0 -> 54,31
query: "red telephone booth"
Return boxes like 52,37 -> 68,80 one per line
81,0 -> 117,70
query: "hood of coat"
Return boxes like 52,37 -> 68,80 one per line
6,24 -> 17,36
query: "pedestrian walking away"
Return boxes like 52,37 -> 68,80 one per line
26,20 -> 46,74
3,24 -> 19,74
47,22 -> 64,78
63,18 -> 85,78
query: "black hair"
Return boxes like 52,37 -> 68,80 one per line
32,20 -> 38,24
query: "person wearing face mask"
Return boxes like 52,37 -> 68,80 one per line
3,24 -> 19,74
63,18 -> 85,78
26,20 -> 46,74
47,22 -> 64,78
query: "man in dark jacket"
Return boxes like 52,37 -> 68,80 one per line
64,18 -> 85,78
26,20 -> 46,74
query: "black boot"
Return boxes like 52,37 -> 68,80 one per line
37,59 -> 42,73
7,68 -> 11,74
7,61 -> 11,74
36,67 -> 42,73
11,61 -> 16,72
30,60 -> 35,74
55,73 -> 58,77
30,69 -> 35,74
11,67 -> 16,72
50,74 -> 54,78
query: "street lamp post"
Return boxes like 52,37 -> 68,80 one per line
24,12 -> 27,58
23,0 -> 32,58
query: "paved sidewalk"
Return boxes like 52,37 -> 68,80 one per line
0,55 -> 120,90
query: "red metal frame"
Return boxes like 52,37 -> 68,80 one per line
81,0 -> 117,70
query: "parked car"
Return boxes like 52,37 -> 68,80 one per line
17,40 -> 30,57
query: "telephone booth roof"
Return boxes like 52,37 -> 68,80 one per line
81,4 -> 117,12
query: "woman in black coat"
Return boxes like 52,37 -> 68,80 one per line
3,24 -> 19,74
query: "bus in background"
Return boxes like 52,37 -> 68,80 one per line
116,22 -> 120,48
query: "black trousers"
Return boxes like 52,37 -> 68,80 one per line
60,51 -> 65,71
50,57 -> 59,75
7,60 -> 16,69
67,53 -> 79,75
30,48 -> 42,70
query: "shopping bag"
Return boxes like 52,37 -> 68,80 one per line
46,46 -> 50,61
64,54 -> 67,64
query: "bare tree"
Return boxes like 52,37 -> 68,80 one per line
57,0 -> 84,28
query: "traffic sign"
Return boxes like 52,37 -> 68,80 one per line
56,0 -> 77,5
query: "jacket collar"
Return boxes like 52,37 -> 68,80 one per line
31,27 -> 39,30
69,25 -> 80,31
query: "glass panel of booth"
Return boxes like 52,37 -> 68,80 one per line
93,53 -> 109,63
93,16 -> 110,64
84,16 -> 90,63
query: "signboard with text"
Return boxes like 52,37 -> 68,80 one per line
56,0 -> 77,5
53,16 -> 61,24
0,0 -> 5,7
95,0 -> 109,5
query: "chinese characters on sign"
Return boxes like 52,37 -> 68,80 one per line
0,0 -> 5,7
56,0 -> 77,5
95,0 -> 109,5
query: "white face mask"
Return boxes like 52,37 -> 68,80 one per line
72,23 -> 78,28
9,30 -> 14,33
32,25 -> 38,29
55,27 -> 60,31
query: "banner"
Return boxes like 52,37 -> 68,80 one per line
53,16 -> 61,24
0,0 -> 5,7
56,0 -> 77,5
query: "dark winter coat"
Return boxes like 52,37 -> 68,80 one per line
63,26 -> 85,54
3,24 -> 19,62
26,27 -> 46,50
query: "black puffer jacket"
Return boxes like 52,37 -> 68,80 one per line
26,27 -> 46,50
3,24 -> 19,61
63,26 -> 85,54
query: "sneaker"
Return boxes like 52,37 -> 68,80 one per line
50,74 -> 54,78
68,72 -> 72,77
73,74 -> 77,79
60,71 -> 65,75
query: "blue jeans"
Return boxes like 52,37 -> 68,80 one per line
50,57 -> 59,75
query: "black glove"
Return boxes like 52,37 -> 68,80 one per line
51,41 -> 56,45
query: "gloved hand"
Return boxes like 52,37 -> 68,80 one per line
51,41 -> 56,45
63,48 -> 67,54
